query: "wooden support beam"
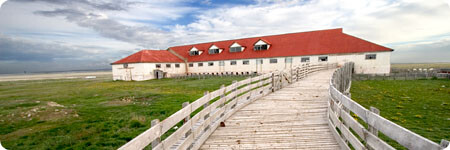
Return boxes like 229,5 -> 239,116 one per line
368,107 -> 380,137
151,119 -> 161,148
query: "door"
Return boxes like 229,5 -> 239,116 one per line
219,61 -> 225,73
124,69 -> 132,81
154,70 -> 164,79
285,57 -> 293,70
255,59 -> 263,73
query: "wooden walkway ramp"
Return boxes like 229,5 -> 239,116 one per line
201,69 -> 339,150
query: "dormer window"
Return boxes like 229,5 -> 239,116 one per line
254,40 -> 270,51
230,42 -> 244,52
189,51 -> 200,56
208,45 -> 222,54
189,47 -> 202,56
209,49 -> 220,54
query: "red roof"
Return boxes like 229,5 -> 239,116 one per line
112,28 -> 393,64
169,28 -> 392,62
112,50 -> 184,64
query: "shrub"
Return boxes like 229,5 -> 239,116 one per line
129,120 -> 143,128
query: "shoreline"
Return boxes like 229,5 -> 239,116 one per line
0,71 -> 112,82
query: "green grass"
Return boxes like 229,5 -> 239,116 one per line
0,76 -> 246,150
392,63 -> 450,69
350,79 -> 450,149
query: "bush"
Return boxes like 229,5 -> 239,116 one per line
129,120 -> 143,128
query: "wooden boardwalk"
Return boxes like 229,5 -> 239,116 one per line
201,69 -> 339,150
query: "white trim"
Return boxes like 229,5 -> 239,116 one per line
255,40 -> 267,45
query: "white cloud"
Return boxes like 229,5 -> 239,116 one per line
1,0 -> 449,74
0,0 -> 7,8
170,0 -> 450,47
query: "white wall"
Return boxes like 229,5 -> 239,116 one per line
113,51 -> 391,81
112,62 -> 186,81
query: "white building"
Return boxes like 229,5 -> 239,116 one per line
112,28 -> 393,81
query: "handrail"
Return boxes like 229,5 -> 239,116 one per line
328,62 -> 449,150
119,63 -> 335,150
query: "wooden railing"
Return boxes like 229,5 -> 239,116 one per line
328,62 -> 449,150
118,63 -> 333,150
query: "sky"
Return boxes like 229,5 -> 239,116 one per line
0,0 -> 449,74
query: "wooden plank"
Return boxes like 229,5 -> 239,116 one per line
334,89 -> 369,122
328,119 -> 351,150
177,133 -> 194,150
328,107 -> 365,150
366,111 -> 442,150
190,95 -> 209,112
208,88 -> 225,100
159,120 -> 192,149
330,97 -> 365,139
160,104 -> 192,134
118,121 -> 161,150
329,62 -> 442,150
364,129 -> 395,150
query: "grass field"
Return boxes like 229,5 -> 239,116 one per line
392,63 -> 450,69
0,76 -> 246,149
350,79 -> 450,149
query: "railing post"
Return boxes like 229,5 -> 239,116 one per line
183,102 -> 190,123
440,140 -> 449,149
290,68 -> 293,83
232,80 -> 238,108
151,119 -> 161,148
368,107 -> 380,136
296,67 -> 300,81
279,72 -> 283,89
219,84 -> 225,107
271,73 -> 275,92
306,63 -> 310,77
182,102 -> 192,138
204,91 -> 210,120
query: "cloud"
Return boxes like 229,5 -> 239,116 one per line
1,0 -> 449,74
11,0 -> 132,11
0,0 -> 7,8
0,34 -> 87,61
170,0 -> 450,45
391,38 -> 450,63
0,34 -> 135,73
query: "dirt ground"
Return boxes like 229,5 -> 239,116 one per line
0,71 -> 111,82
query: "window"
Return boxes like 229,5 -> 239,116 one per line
230,61 -> 237,65
189,51 -> 200,56
156,64 -> 161,68
198,63 -> 203,67
209,49 -> 220,54
254,44 -> 268,50
301,57 -> 310,62
243,60 -> 249,65
166,64 -> 171,68
208,62 -> 214,66
319,56 -> 328,62
175,64 -> 180,68
285,57 -> 292,63
123,63 -> 128,68
365,54 -> 376,60
189,63 -> 194,67
230,47 -> 242,52
270,59 -> 278,63
219,61 -> 225,66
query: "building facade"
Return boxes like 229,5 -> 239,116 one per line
112,28 -> 393,81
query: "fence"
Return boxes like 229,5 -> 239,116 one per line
328,62 -> 449,150
170,72 -> 258,80
118,63 -> 333,150
353,72 -> 449,80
